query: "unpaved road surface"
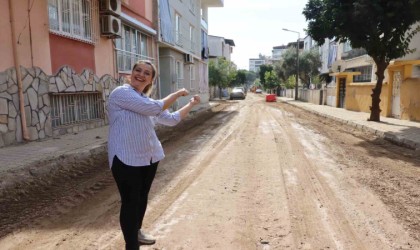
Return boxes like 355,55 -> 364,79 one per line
0,94 -> 419,249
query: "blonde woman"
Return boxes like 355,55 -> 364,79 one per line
108,60 -> 200,249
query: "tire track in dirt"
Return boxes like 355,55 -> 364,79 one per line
263,103 -> 366,249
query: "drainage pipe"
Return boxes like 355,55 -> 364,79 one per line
9,0 -> 30,140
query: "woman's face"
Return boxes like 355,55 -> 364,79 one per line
130,63 -> 154,91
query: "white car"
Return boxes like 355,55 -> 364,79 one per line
230,87 -> 246,100
255,89 -> 262,93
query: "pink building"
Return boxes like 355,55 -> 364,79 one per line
0,0 -> 157,146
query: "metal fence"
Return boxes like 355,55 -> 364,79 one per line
50,92 -> 104,128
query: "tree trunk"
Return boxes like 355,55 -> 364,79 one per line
369,61 -> 388,122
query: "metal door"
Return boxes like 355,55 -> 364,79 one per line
391,71 -> 401,118
338,78 -> 346,108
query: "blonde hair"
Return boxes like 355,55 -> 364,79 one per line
132,60 -> 157,96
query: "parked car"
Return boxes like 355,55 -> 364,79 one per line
255,88 -> 262,93
230,87 -> 246,100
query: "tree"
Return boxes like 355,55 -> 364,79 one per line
236,70 -> 247,86
264,71 -> 279,92
245,70 -> 257,86
273,62 -> 287,83
299,49 -> 322,88
209,59 -> 228,98
278,47 -> 321,89
303,0 -> 420,121
258,64 -> 273,86
284,76 -> 296,89
280,48 -> 299,84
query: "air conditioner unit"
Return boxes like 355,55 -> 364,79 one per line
100,0 -> 121,17
100,15 -> 121,38
184,54 -> 194,64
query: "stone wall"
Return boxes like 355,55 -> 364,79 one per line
0,66 -> 121,147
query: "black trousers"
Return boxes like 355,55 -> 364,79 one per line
111,156 -> 158,250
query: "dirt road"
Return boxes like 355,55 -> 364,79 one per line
0,93 -> 419,249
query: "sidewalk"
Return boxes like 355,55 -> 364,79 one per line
278,97 -> 420,150
0,102 -> 217,177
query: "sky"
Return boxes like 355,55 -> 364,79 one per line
208,0 -> 309,70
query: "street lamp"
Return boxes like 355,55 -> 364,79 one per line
282,28 -> 300,100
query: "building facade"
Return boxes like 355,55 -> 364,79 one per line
156,0 -> 223,110
1,0 -> 131,146
249,57 -> 266,73
208,35 -> 235,61
271,45 -> 288,62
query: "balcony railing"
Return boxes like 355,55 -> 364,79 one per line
174,30 -> 196,53
341,48 -> 367,60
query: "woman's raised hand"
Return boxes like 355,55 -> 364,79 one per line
190,95 -> 201,105
177,88 -> 189,97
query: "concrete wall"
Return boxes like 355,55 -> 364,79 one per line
0,66 -> 121,147
401,78 -> 420,121
95,37 -> 116,78
300,89 -> 323,105
326,87 -> 336,106
208,36 -> 224,57
346,83 -> 389,115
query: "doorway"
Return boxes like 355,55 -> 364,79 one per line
338,78 -> 346,108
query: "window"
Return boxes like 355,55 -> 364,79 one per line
189,25 -> 195,52
351,65 -> 373,82
115,24 -> 153,72
189,65 -> 195,90
176,61 -> 184,89
48,0 -> 97,43
50,92 -> 104,127
175,13 -> 181,45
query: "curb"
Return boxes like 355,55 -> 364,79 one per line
279,99 -> 420,150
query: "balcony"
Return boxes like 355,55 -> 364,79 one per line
341,48 -> 367,60
201,0 -> 224,7
174,30 -> 197,54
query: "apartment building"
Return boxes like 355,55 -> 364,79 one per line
1,0 -> 166,147
249,58 -> 266,73
157,0 -> 223,110
208,35 -> 235,61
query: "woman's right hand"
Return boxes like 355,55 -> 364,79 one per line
176,88 -> 189,97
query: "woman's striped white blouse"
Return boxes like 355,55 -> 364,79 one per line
107,84 -> 181,168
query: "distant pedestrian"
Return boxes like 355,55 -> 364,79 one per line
107,60 -> 200,250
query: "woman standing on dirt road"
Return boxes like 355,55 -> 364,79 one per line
107,60 -> 200,250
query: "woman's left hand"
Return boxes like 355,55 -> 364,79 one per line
190,95 -> 201,105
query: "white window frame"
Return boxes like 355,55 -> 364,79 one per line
48,0 -> 97,44
176,60 -> 184,89
175,13 -> 181,45
189,25 -> 195,52
115,24 -> 154,72
189,65 -> 195,90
